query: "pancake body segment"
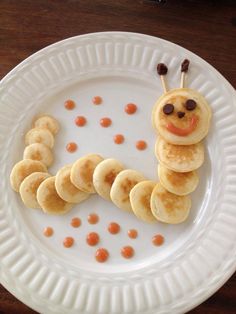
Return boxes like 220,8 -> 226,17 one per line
158,164 -> 199,195
33,115 -> 60,135
25,127 -> 54,148
55,164 -> 90,203
151,183 -> 191,224
93,158 -> 125,200
70,154 -> 104,194
37,176 -> 73,215
130,180 -> 157,223
23,143 -> 54,167
10,159 -> 47,192
19,172 -> 50,209
110,169 -> 146,212
155,136 -> 204,172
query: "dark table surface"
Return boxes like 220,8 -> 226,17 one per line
0,0 -> 236,313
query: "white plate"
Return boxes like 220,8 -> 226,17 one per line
0,32 -> 236,314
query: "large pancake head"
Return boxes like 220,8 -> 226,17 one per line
152,88 -> 211,145
155,136 -> 204,172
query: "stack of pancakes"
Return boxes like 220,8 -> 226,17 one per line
151,88 -> 211,223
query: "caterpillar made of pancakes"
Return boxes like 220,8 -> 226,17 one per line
10,60 -> 211,224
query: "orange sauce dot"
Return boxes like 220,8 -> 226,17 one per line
43,227 -> 53,237
125,103 -> 137,114
75,116 -> 87,127
64,99 -> 76,110
121,246 -> 134,259
136,140 -> 147,151
152,234 -> 165,246
92,96 -> 103,105
63,237 -> 74,248
95,248 -> 109,263
100,117 -> 112,128
127,229 -> 138,239
86,232 -> 100,246
87,213 -> 99,224
70,217 -> 81,228
113,134 -> 124,144
66,142 -> 77,153
108,222 -> 120,234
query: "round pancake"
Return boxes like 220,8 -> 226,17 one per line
23,143 -> 54,167
37,176 -> 73,215
70,154 -> 104,194
32,115 -> 60,135
93,158 -> 124,200
130,181 -> 157,223
110,169 -> 146,212
19,172 -> 50,209
155,136 -> 204,172
10,159 -> 47,192
152,88 -> 211,145
55,164 -> 90,203
158,164 -> 199,196
150,183 -> 191,224
25,127 -> 54,148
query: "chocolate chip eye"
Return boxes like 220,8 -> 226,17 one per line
163,103 -> 174,115
185,99 -> 197,111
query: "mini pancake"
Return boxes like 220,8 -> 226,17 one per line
158,164 -> 199,196
70,154 -> 104,194
150,183 -> 191,224
110,169 -> 146,212
152,88 -> 211,145
25,127 -> 54,148
93,158 -> 124,200
155,136 -> 204,172
55,164 -> 90,203
130,181 -> 157,223
32,115 -> 60,135
19,172 -> 50,209
37,176 -> 73,215
10,159 -> 47,192
23,143 -> 54,167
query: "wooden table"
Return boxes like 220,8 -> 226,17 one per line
0,0 -> 235,313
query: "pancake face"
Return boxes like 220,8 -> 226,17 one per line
93,158 -> 124,200
110,169 -> 146,212
130,181 -> 157,223
70,154 -> 104,194
55,165 -> 90,203
33,115 -> 60,135
37,176 -> 73,215
155,136 -> 204,172
152,88 -> 211,145
19,172 -> 50,209
10,159 -> 47,192
23,143 -> 54,167
151,183 -> 191,224
25,127 -> 54,148
158,164 -> 199,196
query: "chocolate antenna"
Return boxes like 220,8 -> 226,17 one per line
180,59 -> 190,88
157,63 -> 168,93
